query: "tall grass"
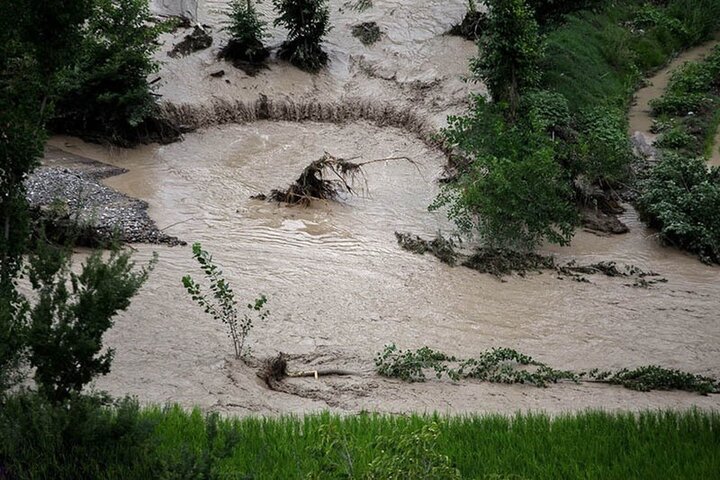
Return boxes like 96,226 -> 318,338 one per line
542,0 -> 720,112
2,395 -> 719,479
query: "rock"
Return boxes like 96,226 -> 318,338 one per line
581,208 -> 629,235
28,150 -> 184,246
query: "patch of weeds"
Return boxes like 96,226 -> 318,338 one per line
351,22 -> 382,46
375,345 -> 577,387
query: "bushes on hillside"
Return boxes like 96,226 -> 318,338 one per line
638,154 -> 720,263
439,0 -> 720,253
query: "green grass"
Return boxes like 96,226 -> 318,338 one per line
542,0 -> 720,113
2,395 -> 720,479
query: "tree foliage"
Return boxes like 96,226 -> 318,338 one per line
472,0 -> 544,119
435,98 -> 577,251
273,0 -> 331,72
51,0 -> 171,146
0,1 -> 93,393
22,245 -> 155,403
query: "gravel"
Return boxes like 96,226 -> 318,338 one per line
26,148 -> 184,246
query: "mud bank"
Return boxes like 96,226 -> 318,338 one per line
161,96 -> 442,151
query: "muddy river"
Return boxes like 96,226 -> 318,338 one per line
46,1 -> 720,414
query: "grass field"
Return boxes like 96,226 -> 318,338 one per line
2,397 -> 719,479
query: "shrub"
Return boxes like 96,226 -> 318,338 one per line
435,99 -> 577,251
637,153 -> 720,263
273,0 -> 331,72
0,393 -> 160,479
220,0 -> 269,69
573,106 -> 633,184
182,242 -> 269,359
23,244 -> 155,403
522,89 -> 571,133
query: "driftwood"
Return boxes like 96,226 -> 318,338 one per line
257,353 -> 357,389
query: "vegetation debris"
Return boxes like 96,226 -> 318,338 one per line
168,25 -> 213,58
396,232 -> 666,285
376,345 -> 720,395
448,4 -> 487,40
352,22 -> 382,46
395,232 -> 458,266
257,353 -> 356,390
260,153 -> 413,205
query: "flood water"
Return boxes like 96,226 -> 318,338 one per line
40,1 -> 720,414
47,118 -> 720,414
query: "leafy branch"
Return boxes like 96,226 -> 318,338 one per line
182,242 -> 269,360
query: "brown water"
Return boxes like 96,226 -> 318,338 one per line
48,121 -> 720,415
44,1 -> 720,414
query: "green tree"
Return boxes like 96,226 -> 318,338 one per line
434,98 -> 577,251
472,0 -> 544,120
221,0 -> 269,66
24,245 -> 155,403
52,0 -> 171,146
0,0 -> 92,394
273,0 -> 331,72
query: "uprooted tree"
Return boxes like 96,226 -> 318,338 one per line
255,153 -> 413,205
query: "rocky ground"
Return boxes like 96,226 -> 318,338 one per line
27,147 -> 183,246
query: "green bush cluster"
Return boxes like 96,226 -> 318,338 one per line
638,153 -> 720,263
51,0 -> 176,146
438,0 -> 720,253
